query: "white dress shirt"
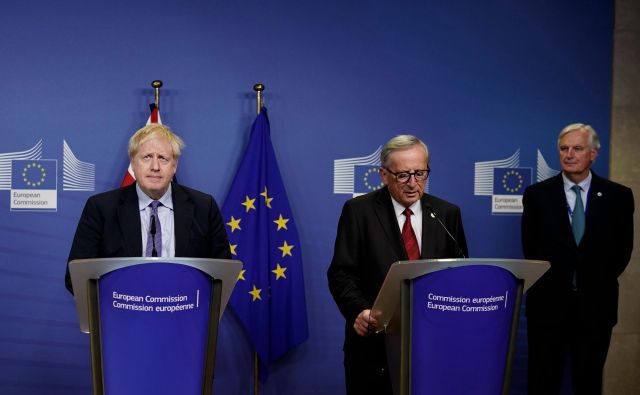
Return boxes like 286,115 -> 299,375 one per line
390,197 -> 423,253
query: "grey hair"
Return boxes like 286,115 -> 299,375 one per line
380,135 -> 429,168
557,123 -> 600,150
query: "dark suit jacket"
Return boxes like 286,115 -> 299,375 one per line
327,187 -> 468,360
522,172 -> 634,327
65,182 -> 230,294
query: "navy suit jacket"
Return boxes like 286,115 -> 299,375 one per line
327,187 -> 468,357
65,182 -> 230,293
522,172 -> 634,326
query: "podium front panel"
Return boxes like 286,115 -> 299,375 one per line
99,262 -> 212,395
410,265 -> 517,395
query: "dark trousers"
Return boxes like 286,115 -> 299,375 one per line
344,332 -> 393,395
527,309 -> 613,395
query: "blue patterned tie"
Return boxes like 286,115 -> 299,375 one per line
145,200 -> 162,257
571,185 -> 585,245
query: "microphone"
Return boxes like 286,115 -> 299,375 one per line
425,205 -> 467,258
150,214 -> 158,257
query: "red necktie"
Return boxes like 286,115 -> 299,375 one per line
402,208 -> 420,260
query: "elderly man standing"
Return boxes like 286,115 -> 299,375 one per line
522,123 -> 634,394
328,134 -> 468,395
65,123 -> 230,294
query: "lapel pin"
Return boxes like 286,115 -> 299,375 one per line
597,192 -> 602,197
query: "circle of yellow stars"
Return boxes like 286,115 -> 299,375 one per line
363,168 -> 384,191
226,186 -> 295,302
22,162 -> 46,187
501,170 -> 524,193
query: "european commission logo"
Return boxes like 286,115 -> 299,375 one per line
334,146 -> 430,197
474,149 -> 559,214
11,160 -> 57,211
354,165 -> 385,194
334,146 -> 383,197
1,139 -> 95,212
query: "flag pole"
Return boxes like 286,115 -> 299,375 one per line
252,82 -> 264,395
152,80 -> 163,109
254,83 -> 264,115
254,352 -> 259,395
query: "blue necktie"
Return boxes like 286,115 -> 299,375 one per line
571,185 -> 585,245
145,200 -> 162,257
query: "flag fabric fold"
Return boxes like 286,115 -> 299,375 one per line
120,103 -> 162,187
222,108 -> 309,379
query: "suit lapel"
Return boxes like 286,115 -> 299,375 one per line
584,172 -> 605,240
550,174 -> 579,247
172,184 -> 194,256
373,188 -> 406,260
420,196 -> 436,259
117,184 -> 143,256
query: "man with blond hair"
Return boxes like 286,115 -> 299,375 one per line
522,123 -> 634,394
65,124 -> 229,293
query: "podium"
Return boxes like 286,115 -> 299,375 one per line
69,257 -> 242,395
371,258 -> 549,395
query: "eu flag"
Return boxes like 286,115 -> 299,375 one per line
222,108 -> 309,379
12,159 -> 57,190
493,167 -> 532,195
353,165 -> 384,194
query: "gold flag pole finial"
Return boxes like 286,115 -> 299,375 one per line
253,83 -> 265,115
152,80 -> 163,109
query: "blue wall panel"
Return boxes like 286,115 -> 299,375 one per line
0,1 -> 612,394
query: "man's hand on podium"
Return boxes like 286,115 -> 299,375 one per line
354,309 -> 378,336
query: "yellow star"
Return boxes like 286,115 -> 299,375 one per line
229,243 -> 238,256
249,285 -> 262,301
278,240 -> 294,257
241,196 -> 256,212
226,216 -> 241,233
237,269 -> 246,281
260,186 -> 273,208
272,263 -> 287,280
273,214 -> 289,231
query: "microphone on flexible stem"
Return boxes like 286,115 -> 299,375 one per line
426,205 -> 467,258
150,214 -> 158,257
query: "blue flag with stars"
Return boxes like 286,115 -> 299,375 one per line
222,108 -> 309,380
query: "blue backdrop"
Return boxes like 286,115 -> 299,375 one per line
0,1 -> 612,394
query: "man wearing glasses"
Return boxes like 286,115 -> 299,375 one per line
328,134 -> 468,395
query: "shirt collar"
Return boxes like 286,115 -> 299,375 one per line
390,195 -> 422,218
136,183 -> 174,211
562,171 -> 592,193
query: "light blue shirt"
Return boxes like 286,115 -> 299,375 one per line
136,184 -> 175,257
562,171 -> 591,222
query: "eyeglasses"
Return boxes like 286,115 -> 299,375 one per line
384,167 -> 431,183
